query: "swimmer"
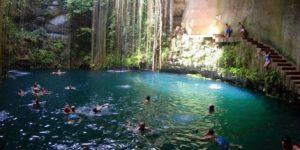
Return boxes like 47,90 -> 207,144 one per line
63,104 -> 72,114
209,105 -> 215,114
82,146 -> 89,150
144,96 -> 151,104
93,103 -> 109,114
52,69 -> 66,75
66,113 -> 82,124
33,90 -> 45,97
281,136 -> 300,150
33,82 -> 41,89
41,88 -> 51,95
18,89 -> 25,96
200,129 -> 243,150
128,121 -> 152,134
65,85 -> 76,90
71,105 -> 76,113
33,99 -> 41,109
200,129 -> 216,140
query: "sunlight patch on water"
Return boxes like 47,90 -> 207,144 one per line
0,111 -> 12,122
107,70 -> 131,73
173,114 -> 198,125
208,84 -> 222,90
117,84 -> 131,89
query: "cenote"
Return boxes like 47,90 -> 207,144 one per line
0,70 -> 299,150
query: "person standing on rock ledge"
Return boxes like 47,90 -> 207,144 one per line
225,23 -> 232,38
239,22 -> 247,38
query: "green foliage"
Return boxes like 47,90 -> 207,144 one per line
104,54 -> 122,69
78,27 -> 92,34
264,70 -> 283,97
83,55 -> 91,64
219,44 -> 263,81
4,16 -> 40,43
29,49 -> 55,67
63,0 -> 94,14
123,54 -> 140,68
89,63 -> 97,70
161,47 -> 170,61
28,41 -> 67,68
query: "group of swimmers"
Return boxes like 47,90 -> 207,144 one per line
62,103 -> 112,124
18,82 -> 51,108
18,82 -> 50,97
16,75 -> 299,149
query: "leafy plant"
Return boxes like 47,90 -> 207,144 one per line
264,70 -> 283,97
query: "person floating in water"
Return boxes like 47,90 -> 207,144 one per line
63,104 -> 81,124
127,121 -> 152,134
33,99 -> 41,109
65,85 -> 76,90
63,104 -> 72,114
67,113 -> 82,124
281,136 -> 300,150
200,129 -> 243,150
144,96 -> 151,104
209,105 -> 215,114
33,82 -> 41,90
18,89 -> 25,97
52,69 -> 66,76
93,103 -> 109,114
71,105 -> 76,113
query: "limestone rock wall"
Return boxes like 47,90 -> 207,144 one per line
183,0 -> 300,67
217,0 -> 300,67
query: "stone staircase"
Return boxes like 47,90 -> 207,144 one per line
243,37 -> 300,95
212,34 -> 241,43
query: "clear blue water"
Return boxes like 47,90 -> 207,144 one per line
0,70 -> 299,150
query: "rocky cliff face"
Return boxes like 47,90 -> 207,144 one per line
18,0 -> 68,39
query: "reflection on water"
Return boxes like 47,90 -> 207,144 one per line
0,111 -> 12,122
0,70 -> 299,149
208,83 -> 222,90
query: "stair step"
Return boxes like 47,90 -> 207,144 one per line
257,45 -> 269,49
270,52 -> 279,55
246,38 -> 254,42
259,48 -> 270,51
281,67 -> 296,70
286,72 -> 300,75
291,80 -> 300,85
277,63 -> 292,67
247,39 -> 256,42
290,76 -> 300,80
270,55 -> 282,59
272,59 -> 287,63
269,49 -> 275,52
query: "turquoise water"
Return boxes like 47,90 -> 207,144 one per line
0,70 -> 299,149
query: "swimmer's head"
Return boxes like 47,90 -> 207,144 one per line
146,96 -> 150,101
207,129 -> 215,136
139,122 -> 146,131
209,105 -> 215,113
93,108 -> 98,114
71,106 -> 75,112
